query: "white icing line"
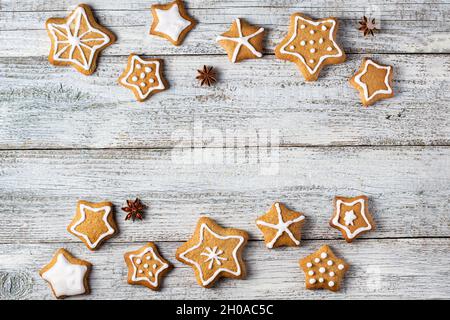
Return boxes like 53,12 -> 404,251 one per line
354,59 -> 393,101
129,246 -> 169,287
332,199 -> 372,239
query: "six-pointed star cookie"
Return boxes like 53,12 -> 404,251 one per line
216,18 -> 265,63
176,216 -> 249,288
118,54 -> 168,102
350,58 -> 394,106
299,245 -> 349,292
40,248 -> 91,299
150,0 -> 196,46
256,202 -> 305,248
275,13 -> 346,81
124,242 -> 172,291
45,4 -> 116,75
68,200 -> 118,250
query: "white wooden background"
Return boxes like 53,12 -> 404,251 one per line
0,0 -> 449,300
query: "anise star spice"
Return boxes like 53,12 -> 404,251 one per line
122,198 -> 145,221
196,65 -> 217,86
358,16 -> 378,37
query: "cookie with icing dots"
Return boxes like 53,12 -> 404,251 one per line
68,200 -> 118,251
40,248 -> 91,299
124,242 -> 172,291
256,202 -> 305,248
330,195 -> 375,243
299,245 -> 349,292
350,58 -> 394,106
176,216 -> 249,288
275,13 -> 346,81
150,0 -> 197,46
216,18 -> 265,63
45,4 -> 116,75
119,54 -> 168,102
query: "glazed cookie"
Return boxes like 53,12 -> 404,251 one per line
176,217 -> 248,288
275,13 -> 346,81
124,242 -> 172,291
299,245 -> 349,292
150,0 -> 196,46
350,58 -> 394,106
68,200 -> 118,250
330,195 -> 375,243
256,202 -> 305,248
40,248 -> 91,299
216,18 -> 265,63
118,54 -> 168,102
45,4 -> 116,75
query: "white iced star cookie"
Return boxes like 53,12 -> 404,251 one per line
150,0 -> 197,46
176,217 -> 248,288
40,248 -> 91,299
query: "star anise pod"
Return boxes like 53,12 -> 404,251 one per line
122,198 -> 145,221
358,16 -> 378,37
196,65 -> 217,86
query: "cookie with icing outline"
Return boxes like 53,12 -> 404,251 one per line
350,58 -> 394,106
150,0 -> 197,46
275,13 -> 346,81
176,216 -> 248,288
330,195 -> 375,243
118,54 -> 168,102
256,202 -> 305,248
45,4 -> 116,75
39,248 -> 91,299
67,200 -> 118,251
216,18 -> 265,63
124,242 -> 172,291
299,245 -> 349,292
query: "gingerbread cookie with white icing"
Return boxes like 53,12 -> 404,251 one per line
176,216 -> 248,288
124,242 -> 172,291
256,202 -> 305,248
275,13 -> 346,81
299,245 -> 349,292
150,0 -> 196,46
350,58 -> 394,106
40,248 -> 91,299
68,200 -> 118,251
45,4 -> 116,75
118,54 -> 168,102
330,195 -> 375,243
216,18 -> 265,63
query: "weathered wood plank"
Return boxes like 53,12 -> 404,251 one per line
0,54 -> 449,149
1,0 -> 449,56
0,147 -> 448,243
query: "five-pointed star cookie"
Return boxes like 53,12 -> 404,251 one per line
256,202 -> 306,248
150,0 -> 197,46
216,18 -> 265,63
67,200 -> 118,251
124,242 -> 172,291
299,245 -> 349,292
176,216 -> 249,288
275,13 -> 346,81
40,248 -> 91,299
350,58 -> 394,106
118,54 -> 168,102
330,195 -> 375,243
45,4 -> 116,75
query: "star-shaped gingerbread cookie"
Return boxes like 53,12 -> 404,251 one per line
176,216 -> 248,288
299,245 -> 349,292
216,18 -> 265,63
118,54 -> 168,102
275,13 -> 346,81
124,242 -> 172,291
45,4 -> 116,75
149,0 -> 196,46
350,58 -> 394,106
40,248 -> 91,299
256,202 -> 305,248
330,195 -> 375,243
67,200 -> 118,250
